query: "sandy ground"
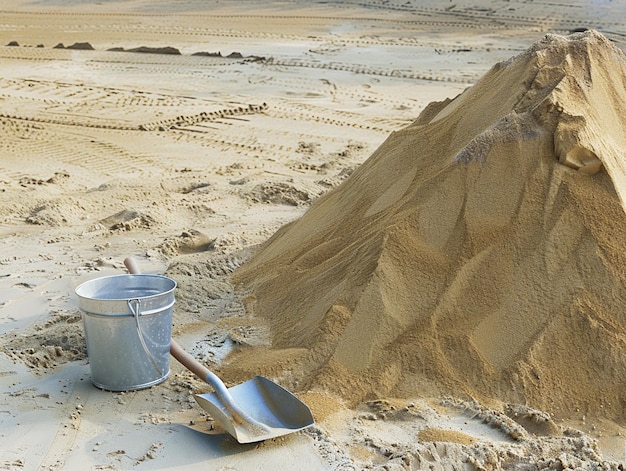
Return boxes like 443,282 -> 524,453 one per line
0,1 -> 624,469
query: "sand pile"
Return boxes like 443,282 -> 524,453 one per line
232,30 -> 626,422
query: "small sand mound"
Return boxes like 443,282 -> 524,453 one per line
2,310 -> 86,374
98,209 -> 155,231
418,428 -> 477,446
67,42 -> 94,50
128,46 -> 181,55
232,31 -> 626,422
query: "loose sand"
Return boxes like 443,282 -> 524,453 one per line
233,29 -> 626,418
0,1 -> 625,469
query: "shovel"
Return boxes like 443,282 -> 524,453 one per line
123,257 -> 314,443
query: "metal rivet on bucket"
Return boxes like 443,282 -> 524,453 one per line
75,274 -> 176,391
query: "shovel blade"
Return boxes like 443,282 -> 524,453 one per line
194,375 -> 314,443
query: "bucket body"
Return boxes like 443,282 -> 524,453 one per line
75,274 -> 176,391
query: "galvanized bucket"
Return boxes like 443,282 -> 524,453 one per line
75,274 -> 176,391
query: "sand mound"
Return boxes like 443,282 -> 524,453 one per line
232,31 -> 626,421
108,46 -> 182,55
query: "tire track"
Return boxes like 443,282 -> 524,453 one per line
0,118 -> 153,181
262,57 -> 479,84
145,101 -> 380,165
1,11 -> 618,37
267,102 -> 413,134
138,103 -> 268,131
334,2 -> 626,31
0,75 -> 262,132
0,43 -> 487,87
0,4 -> 623,36
63,139 -> 152,177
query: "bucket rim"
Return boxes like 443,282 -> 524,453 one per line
75,273 -> 177,301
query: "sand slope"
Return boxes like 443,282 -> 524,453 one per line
234,31 -> 626,424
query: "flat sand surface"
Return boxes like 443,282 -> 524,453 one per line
0,1 -> 624,469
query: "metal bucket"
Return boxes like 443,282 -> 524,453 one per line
75,274 -> 176,391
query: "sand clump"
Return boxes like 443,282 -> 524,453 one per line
231,30 -> 626,425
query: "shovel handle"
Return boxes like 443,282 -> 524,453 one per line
169,335 -> 267,432
123,257 -> 269,432
123,257 -> 213,378
169,339 -> 217,385
123,257 -> 209,377
124,256 -> 141,277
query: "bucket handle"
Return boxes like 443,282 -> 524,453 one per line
127,298 -> 163,377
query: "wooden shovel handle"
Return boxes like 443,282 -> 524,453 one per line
123,256 -> 141,277
122,257 -> 266,430
169,338 -> 213,380
123,257 -> 206,374
124,257 -> 256,418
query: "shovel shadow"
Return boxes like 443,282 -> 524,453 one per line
133,422 -> 324,470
